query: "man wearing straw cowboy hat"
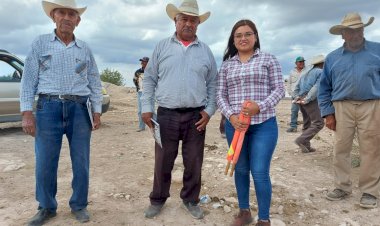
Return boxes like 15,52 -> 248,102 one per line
293,55 -> 325,153
319,12 -> 380,208
141,0 -> 217,220
21,0 -> 102,225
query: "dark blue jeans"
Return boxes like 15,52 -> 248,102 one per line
225,117 -> 278,220
35,96 -> 91,211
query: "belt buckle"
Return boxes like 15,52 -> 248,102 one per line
58,95 -> 65,100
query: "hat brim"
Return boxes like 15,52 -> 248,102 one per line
310,55 -> 325,65
166,4 -> 210,24
329,17 -> 374,35
42,1 -> 86,20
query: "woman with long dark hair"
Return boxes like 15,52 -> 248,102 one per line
216,19 -> 285,226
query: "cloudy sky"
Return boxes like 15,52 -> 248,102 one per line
1,0 -> 379,86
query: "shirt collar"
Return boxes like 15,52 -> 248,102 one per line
341,39 -> 367,54
49,30 -> 83,48
171,33 -> 199,45
231,48 -> 261,62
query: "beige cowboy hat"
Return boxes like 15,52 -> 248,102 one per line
42,0 -> 87,19
329,12 -> 374,35
310,54 -> 325,65
166,0 -> 210,24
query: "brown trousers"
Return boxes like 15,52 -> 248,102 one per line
149,107 -> 205,205
297,99 -> 324,147
333,100 -> 380,197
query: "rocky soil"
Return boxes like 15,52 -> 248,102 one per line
0,83 -> 379,226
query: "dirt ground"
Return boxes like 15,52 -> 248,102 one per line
0,83 -> 379,226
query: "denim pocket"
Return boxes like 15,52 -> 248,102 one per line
36,98 -> 45,111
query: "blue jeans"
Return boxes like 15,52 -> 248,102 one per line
137,91 -> 145,130
35,96 -> 92,211
290,102 -> 299,128
225,117 -> 278,220
137,91 -> 156,129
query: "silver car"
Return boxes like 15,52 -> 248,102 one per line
0,49 -> 110,123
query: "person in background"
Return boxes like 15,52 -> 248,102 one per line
20,0 -> 102,225
293,55 -> 325,153
133,56 -> 153,132
286,56 -> 306,133
217,19 -> 285,226
319,12 -> 380,209
141,0 -> 217,220
219,114 -> 227,138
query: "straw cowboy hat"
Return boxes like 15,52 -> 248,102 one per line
310,55 -> 325,65
329,12 -> 374,35
166,0 -> 210,24
42,0 -> 87,19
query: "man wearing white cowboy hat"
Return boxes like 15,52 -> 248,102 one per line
20,0 -> 102,225
318,12 -> 380,209
293,55 -> 325,153
141,0 -> 217,220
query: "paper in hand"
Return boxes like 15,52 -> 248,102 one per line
86,98 -> 94,129
150,118 -> 162,148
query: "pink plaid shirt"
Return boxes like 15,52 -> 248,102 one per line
217,49 -> 285,124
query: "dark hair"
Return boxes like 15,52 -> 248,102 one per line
223,19 -> 261,61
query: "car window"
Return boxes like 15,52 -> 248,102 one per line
0,59 -> 21,82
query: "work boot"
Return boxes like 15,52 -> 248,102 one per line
182,201 -> 204,219
28,208 -> 56,226
144,204 -> 164,219
360,193 -> 378,209
256,219 -> 271,226
294,139 -> 316,153
286,127 -> 297,133
71,208 -> 90,223
230,209 -> 253,226
325,188 -> 350,201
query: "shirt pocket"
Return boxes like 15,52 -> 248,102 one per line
39,53 -> 52,72
365,64 -> 380,78
75,52 -> 88,79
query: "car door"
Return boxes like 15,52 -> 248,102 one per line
0,53 -> 23,121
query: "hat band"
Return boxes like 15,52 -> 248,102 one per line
343,22 -> 364,27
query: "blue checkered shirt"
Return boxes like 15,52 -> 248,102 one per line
20,31 -> 102,113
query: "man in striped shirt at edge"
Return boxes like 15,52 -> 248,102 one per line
20,0 -> 102,225
141,0 -> 217,220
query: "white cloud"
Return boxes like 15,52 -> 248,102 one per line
2,0 -> 380,86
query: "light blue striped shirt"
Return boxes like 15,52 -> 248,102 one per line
20,31 -> 102,113
141,34 -> 218,117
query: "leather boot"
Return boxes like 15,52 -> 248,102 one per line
230,209 -> 253,226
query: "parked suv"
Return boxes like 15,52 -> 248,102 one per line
0,49 -> 110,123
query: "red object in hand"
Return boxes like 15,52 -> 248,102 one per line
225,101 -> 252,176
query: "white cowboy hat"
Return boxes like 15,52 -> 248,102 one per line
329,12 -> 374,35
42,0 -> 87,19
166,0 -> 210,24
310,54 -> 325,65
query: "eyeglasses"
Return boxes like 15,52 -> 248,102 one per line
234,32 -> 255,40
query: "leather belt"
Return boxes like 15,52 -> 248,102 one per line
159,106 -> 204,113
38,94 -> 87,103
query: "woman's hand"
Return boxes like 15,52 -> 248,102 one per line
229,114 -> 249,131
241,100 -> 260,116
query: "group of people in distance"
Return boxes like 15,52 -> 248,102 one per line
19,0 -> 379,225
